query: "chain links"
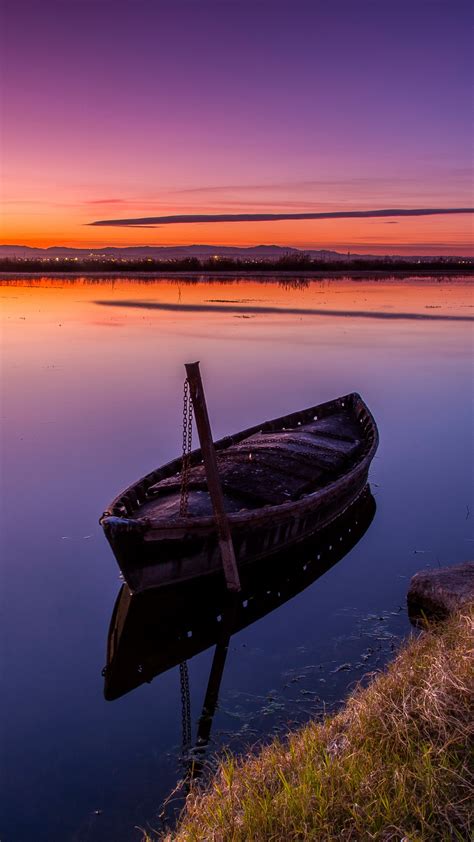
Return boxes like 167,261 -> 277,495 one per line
179,378 -> 193,517
179,661 -> 192,749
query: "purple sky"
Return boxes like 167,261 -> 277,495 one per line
2,0 -> 473,252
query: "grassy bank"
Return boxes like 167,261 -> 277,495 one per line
152,606 -> 472,841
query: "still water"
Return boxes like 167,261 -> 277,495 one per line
1,274 -> 472,841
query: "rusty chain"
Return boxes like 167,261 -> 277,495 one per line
179,378 -> 193,517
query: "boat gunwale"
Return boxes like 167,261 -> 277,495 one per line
101,391 -> 378,532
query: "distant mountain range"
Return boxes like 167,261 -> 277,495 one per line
0,244 -> 469,262
0,244 -> 343,259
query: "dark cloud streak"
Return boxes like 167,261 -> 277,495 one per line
94,299 -> 473,323
90,208 -> 474,227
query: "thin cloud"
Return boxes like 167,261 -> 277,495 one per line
85,198 -> 128,205
173,177 -> 424,194
89,208 -> 474,227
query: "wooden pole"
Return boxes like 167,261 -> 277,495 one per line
184,361 -> 241,592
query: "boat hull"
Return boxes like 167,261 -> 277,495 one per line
103,461 -> 370,592
101,392 -> 378,593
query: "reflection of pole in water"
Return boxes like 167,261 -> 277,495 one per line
179,661 -> 192,751
195,638 -> 230,745
187,593 -> 239,780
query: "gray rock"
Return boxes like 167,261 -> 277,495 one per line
407,561 -> 474,625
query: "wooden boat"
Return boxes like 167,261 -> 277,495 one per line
100,388 -> 378,593
103,486 -> 376,701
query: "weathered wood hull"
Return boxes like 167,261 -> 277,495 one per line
101,392 -> 378,593
103,461 -> 371,591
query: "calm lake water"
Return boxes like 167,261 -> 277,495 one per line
1,274 -> 473,841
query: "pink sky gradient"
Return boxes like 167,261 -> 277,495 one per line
1,0 -> 472,254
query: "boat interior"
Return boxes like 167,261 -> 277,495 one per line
134,410 -> 364,520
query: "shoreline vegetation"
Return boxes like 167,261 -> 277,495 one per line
0,256 -> 472,275
147,606 -> 472,841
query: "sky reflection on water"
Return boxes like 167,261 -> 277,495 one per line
1,275 -> 472,841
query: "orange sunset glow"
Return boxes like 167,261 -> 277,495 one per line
2,0 -> 472,258
3,195 -> 473,255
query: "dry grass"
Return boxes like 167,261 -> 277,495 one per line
149,606 -> 473,841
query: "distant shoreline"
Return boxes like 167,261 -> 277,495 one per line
0,268 -> 472,280
0,254 -> 472,278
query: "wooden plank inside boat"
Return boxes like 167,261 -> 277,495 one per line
136,407 -> 364,519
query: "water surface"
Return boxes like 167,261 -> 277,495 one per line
1,274 -> 472,841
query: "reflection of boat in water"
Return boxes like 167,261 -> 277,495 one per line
103,486 -> 376,702
100,390 -> 378,593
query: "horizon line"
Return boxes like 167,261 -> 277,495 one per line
1,241 -> 473,258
